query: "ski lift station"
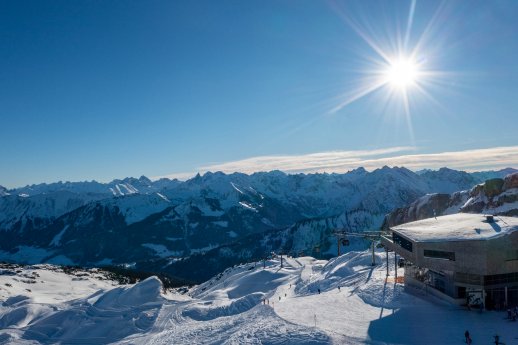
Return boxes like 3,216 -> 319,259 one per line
381,213 -> 518,309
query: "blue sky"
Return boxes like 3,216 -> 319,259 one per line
1,0 -> 517,187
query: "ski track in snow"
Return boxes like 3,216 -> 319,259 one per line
2,250 -> 518,344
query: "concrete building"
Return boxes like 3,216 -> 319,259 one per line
381,213 -> 518,308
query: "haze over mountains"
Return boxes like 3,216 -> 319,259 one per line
1,167 -> 516,282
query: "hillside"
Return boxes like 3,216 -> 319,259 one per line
1,250 -> 517,344
384,172 -> 518,228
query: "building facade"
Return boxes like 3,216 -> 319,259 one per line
381,213 -> 518,308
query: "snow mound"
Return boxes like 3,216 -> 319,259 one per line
182,292 -> 263,321
22,277 -> 164,344
93,276 -> 163,308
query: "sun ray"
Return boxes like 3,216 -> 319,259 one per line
324,0 -> 459,143
404,0 -> 417,50
329,78 -> 388,114
410,0 -> 449,61
401,88 -> 415,145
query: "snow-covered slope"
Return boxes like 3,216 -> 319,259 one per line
0,191 -> 107,232
2,251 -> 518,344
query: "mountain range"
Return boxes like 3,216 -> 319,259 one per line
1,167 -> 516,282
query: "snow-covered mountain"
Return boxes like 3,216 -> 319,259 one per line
383,172 -> 518,228
0,185 -> 9,197
0,167 -> 516,282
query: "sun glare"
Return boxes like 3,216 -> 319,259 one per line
327,0 -> 453,149
385,58 -> 418,89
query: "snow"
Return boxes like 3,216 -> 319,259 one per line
102,193 -> 171,225
230,182 -> 244,194
239,201 -> 257,212
49,225 -> 68,246
0,190 -> 107,230
391,213 -> 518,242
2,250 -> 518,344
156,192 -> 170,202
227,231 -> 238,238
491,201 -> 518,214
0,265 -> 119,305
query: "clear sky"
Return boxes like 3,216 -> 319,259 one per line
1,0 -> 517,188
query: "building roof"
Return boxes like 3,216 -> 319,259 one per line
390,213 -> 518,242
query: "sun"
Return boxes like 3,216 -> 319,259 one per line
327,0 -> 451,120
384,57 -> 419,89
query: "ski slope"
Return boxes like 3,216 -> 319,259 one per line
1,251 -> 517,344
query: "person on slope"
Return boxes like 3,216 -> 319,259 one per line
464,330 -> 470,344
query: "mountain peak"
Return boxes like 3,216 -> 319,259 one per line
138,175 -> 152,184
351,167 -> 367,174
0,185 -> 9,196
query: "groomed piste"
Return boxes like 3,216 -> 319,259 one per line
1,250 -> 517,344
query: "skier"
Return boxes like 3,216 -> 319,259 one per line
464,330 -> 470,344
494,334 -> 500,345
318,288 -> 321,294
338,285 -> 341,292
279,296 -> 281,301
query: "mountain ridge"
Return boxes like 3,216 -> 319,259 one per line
1,167 -> 517,282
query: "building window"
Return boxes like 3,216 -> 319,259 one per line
392,233 -> 413,252
424,249 -> 455,261
455,272 -> 483,286
484,272 -> 518,286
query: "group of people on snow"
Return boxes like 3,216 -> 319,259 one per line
465,330 -> 506,345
